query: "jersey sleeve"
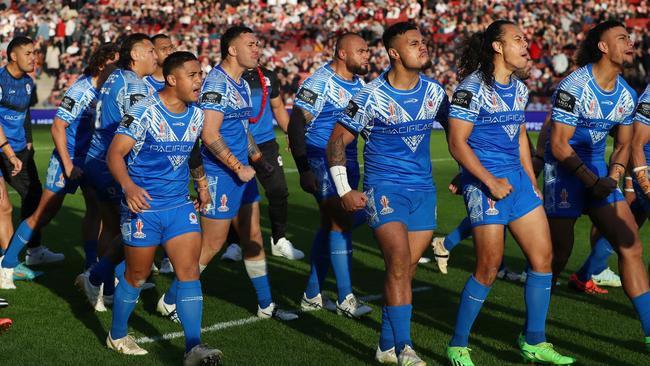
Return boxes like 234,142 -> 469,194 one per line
634,94 -> 650,126
199,75 -> 228,113
436,94 -> 450,131
55,88 -> 85,125
551,79 -> 581,126
294,75 -> 327,119
268,69 -> 281,99
338,89 -> 373,134
448,83 -> 481,124
116,106 -> 148,142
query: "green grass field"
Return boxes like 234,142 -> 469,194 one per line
1,126 -> 649,365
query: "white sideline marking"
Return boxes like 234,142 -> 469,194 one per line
135,286 -> 433,344
283,158 -> 453,174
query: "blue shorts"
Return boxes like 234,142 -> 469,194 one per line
543,161 -> 624,218
463,168 -> 541,227
200,171 -> 260,220
45,153 -> 87,195
364,185 -> 437,231
632,179 -> 650,213
121,201 -> 201,247
84,155 -> 122,203
307,155 -> 360,202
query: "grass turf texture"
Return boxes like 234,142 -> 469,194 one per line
0,126 -> 648,365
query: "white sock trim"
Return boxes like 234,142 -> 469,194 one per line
244,259 -> 267,278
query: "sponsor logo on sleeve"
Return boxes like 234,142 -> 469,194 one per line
451,90 -> 472,109
296,87 -> 318,106
554,90 -> 576,113
201,91 -> 222,104
345,100 -> 359,118
637,102 -> 650,119
119,114 -> 135,128
60,96 -> 76,112
129,93 -> 146,106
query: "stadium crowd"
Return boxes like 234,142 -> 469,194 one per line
2,0 -> 650,107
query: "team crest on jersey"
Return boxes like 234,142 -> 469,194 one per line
56,173 -> 65,188
379,195 -> 394,215
425,98 -> 435,111
338,87 -> 347,103
502,124 -> 519,141
133,219 -> 146,239
232,91 -> 244,108
25,83 -> 31,95
189,212 -> 198,224
558,189 -> 571,208
217,194 -> 229,212
589,130 -> 607,144
485,198 -> 499,216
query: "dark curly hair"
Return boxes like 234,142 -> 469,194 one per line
458,20 -> 515,86
83,42 -> 119,77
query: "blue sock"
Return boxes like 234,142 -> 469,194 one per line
576,236 -> 615,282
83,240 -> 98,269
330,231 -> 353,301
115,260 -> 126,281
450,275 -> 491,347
444,217 -> 472,252
305,229 -> 330,298
386,304 -> 413,354
110,278 -> 141,339
352,210 -> 366,229
524,271 -> 552,345
244,259 -> 272,308
176,280 -> 203,352
632,291 -> 650,336
164,277 -> 178,305
89,257 -> 114,287
379,306 -> 395,351
1,220 -> 33,268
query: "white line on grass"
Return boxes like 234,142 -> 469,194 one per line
282,158 -> 453,174
136,286 -> 433,344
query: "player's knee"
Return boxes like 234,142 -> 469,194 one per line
474,265 -> 499,286
174,264 -> 200,281
618,238 -> 643,260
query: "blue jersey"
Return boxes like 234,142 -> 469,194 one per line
244,67 -> 280,144
295,63 -> 363,156
143,75 -> 165,92
338,73 -> 448,188
54,75 -> 99,158
633,84 -> 650,166
116,93 -> 204,210
0,66 -> 34,151
449,71 -> 529,175
551,64 -> 636,162
199,65 -> 252,173
88,69 -> 153,160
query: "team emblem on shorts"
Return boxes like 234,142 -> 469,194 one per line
485,198 -> 499,216
558,189 -> 571,208
217,194 -> 229,212
55,174 -> 65,188
379,195 -> 394,215
133,219 -> 146,239
189,212 -> 198,224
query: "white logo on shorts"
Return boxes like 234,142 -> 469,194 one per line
379,195 -> 394,215
189,212 -> 198,224
217,194 -> 229,212
485,198 -> 499,216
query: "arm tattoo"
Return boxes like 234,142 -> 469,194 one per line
326,134 -> 347,167
205,135 -> 243,172
247,132 -> 262,162
191,165 -> 208,190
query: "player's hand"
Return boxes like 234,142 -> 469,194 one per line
123,182 -> 152,213
26,143 -> 33,151
64,165 -> 83,181
8,155 -> 22,176
486,177 -> 512,200
299,170 -> 318,194
448,173 -> 461,195
197,188 -> 212,214
591,176 -> 617,200
236,165 -> 256,183
533,156 -> 544,179
340,190 -> 367,212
